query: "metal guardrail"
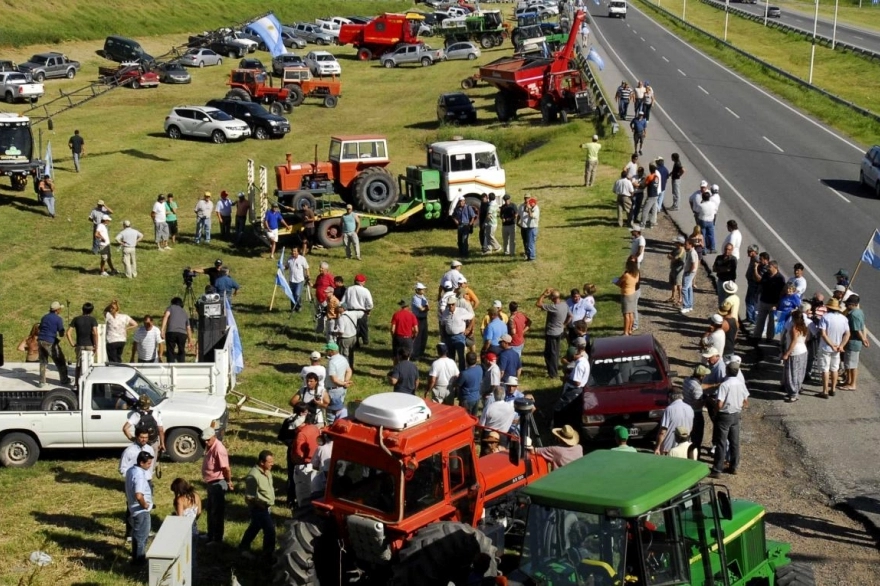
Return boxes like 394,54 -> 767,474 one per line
638,0 -> 880,125
699,0 -> 880,63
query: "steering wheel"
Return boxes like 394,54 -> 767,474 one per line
630,368 -> 653,380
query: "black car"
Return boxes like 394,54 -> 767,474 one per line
239,58 -> 267,72
437,92 -> 477,124
154,61 -> 191,84
205,98 -> 291,140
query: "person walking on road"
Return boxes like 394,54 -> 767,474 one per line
642,83 -> 655,120
239,450 -> 276,561
629,112 -> 648,156
668,152 -> 685,211
615,80 -> 632,120
115,220 -> 143,279
68,129 -> 85,173
580,135 -> 602,187
709,358 -> 748,478
201,427 -> 232,546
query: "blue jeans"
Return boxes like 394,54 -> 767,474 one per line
512,344 -> 524,357
240,506 -> 276,556
630,193 -> 643,224
130,510 -> 151,561
745,282 -> 759,322
657,189 -> 666,210
290,281 -> 304,310
448,333 -> 467,371
700,220 -> 715,252
195,217 -> 211,243
43,195 -> 56,217
682,273 -> 695,309
524,228 -> 538,260
618,99 -> 630,118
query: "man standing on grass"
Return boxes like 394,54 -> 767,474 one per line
519,196 -> 540,261
264,203 -> 289,260
161,297 -> 192,363
115,220 -> 143,279
411,283 -> 430,361
66,302 -> 98,388
194,192 -> 214,245
391,299 -> 419,363
68,129 -> 85,173
201,427 -> 232,546
499,194 -> 518,257
125,451 -> 154,565
580,134 -> 602,187
119,427 -> 154,543
536,289 -> 569,379
234,192 -> 250,246
287,247 -> 310,312
239,450 -> 276,561
151,194 -> 170,251
95,215 -> 118,277
483,194 -> 501,254
341,205 -> 361,261
165,194 -> 179,246
613,170 -> 634,228
131,315 -> 163,363
452,197 -> 477,258
216,190 -> 233,241
89,199 -> 113,250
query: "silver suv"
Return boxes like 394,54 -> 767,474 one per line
860,145 -> 880,198
290,23 -> 334,45
164,105 -> 251,144
380,43 -> 445,68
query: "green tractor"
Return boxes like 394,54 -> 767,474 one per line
508,451 -> 813,586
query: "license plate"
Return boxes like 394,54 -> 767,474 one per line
629,427 -> 640,437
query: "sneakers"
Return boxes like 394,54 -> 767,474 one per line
100,271 -> 110,277
680,307 -> 693,314
708,471 -> 722,479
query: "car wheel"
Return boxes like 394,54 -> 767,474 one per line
212,130 -> 227,144
66,69 -> 76,79
317,38 -> 328,46
421,57 -> 432,67
254,126 -> 269,140
5,92 -> 14,104
131,79 -> 141,89
323,95 -> 338,108
166,125 -> 182,139
34,72 -> 45,82
199,61 -> 205,68
229,50 -> 237,58
468,53 -> 477,60
384,60 -> 395,68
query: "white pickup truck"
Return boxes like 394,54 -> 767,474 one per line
0,71 -> 44,104
0,332 -> 237,468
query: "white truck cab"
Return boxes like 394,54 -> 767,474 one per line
609,0 -> 628,18
427,139 -> 507,213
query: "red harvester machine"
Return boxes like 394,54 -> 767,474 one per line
477,9 -> 592,124
338,13 -> 420,61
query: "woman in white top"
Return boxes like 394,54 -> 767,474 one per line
104,299 -> 138,362
171,478 -> 202,580
782,309 -> 810,402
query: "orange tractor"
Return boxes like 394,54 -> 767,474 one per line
225,68 -> 294,114
273,393 -> 550,586
275,135 -> 399,213
281,66 -> 342,109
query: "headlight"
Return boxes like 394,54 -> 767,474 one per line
648,409 -> 665,419
269,120 -> 278,126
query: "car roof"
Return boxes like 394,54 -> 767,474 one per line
33,52 -> 64,58
440,91 -> 469,98
525,451 -> 708,516
591,333 -> 656,359
331,135 -> 387,141
175,105 -> 219,112
308,50 -> 332,56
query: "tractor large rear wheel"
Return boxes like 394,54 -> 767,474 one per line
391,521 -> 498,586
273,510 -> 338,585
775,563 -> 816,586
494,92 -> 516,123
226,88 -> 251,101
352,167 -> 399,213
285,84 -> 306,106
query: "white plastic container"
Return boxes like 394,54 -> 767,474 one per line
355,393 -> 431,430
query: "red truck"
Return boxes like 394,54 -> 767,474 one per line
98,63 -> 159,89
577,334 -> 673,441
338,13 -> 419,61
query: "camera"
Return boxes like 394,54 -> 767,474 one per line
183,267 -> 197,287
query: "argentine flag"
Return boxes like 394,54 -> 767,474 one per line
861,230 -> 880,271
275,248 -> 296,305
248,14 -> 287,58
225,296 -> 245,374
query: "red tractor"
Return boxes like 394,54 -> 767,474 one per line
225,68 -> 293,114
275,135 -> 399,213
273,393 -> 550,586
477,10 -> 592,124
338,13 -> 420,61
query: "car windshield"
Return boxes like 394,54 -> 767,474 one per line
445,94 -> 470,106
520,505 -> 627,583
6,73 -> 27,82
317,54 -> 334,62
167,64 -> 186,72
29,55 -> 49,65
127,373 -> 167,406
207,110 -> 235,121
589,353 -> 661,386
330,460 -> 399,514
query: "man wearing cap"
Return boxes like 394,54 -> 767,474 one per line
710,359 -> 749,478
301,350 -> 327,389
193,259 -> 224,286
342,274 -> 373,346
391,299 -> 419,362
689,181 -> 710,224
683,364 -> 711,450
610,426 -> 637,452
519,195 -> 540,261
536,288 -> 569,379
580,135 -> 602,187
151,194 -> 171,251
239,450 -> 276,560
457,351 -> 483,414
702,314 -> 726,356
325,342 -> 352,424
426,343 -> 460,404
700,346 -> 726,395
629,111 -> 648,156
613,170 -> 635,228
654,391 -> 694,455
534,425 -> 583,468
194,191 -> 214,245
481,307 -> 507,356
214,267 -> 241,301
202,427 -> 233,545
89,199 -> 114,250
286,246 -> 310,312
696,190 -> 718,254
481,430 -> 505,456
817,298 -> 850,398
668,153 -> 685,211
95,214 -> 118,277
126,450 -> 155,564
234,192 -> 251,245
115,220 -> 144,279
452,196 -> 478,258
480,352 -> 502,402
440,296 -> 471,370
340,205 -> 361,260
841,295 -> 868,392
439,260 -> 465,300
263,202 -> 289,259
411,283 -> 430,361
721,282 -> 740,323
37,301 -> 70,387
668,427 -> 697,460
630,224 -> 646,266
555,337 -> 588,427
480,300 -> 509,335
499,194 -> 519,256
833,268 -> 856,302
216,190 -> 233,241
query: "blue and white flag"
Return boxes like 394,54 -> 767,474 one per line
587,47 -> 605,70
248,14 -> 286,58
861,229 -> 880,270
225,296 -> 244,374
274,247 -> 296,305
44,141 -> 53,178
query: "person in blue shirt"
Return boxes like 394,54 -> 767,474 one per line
655,156 -> 671,211
451,197 -> 477,258
481,308 -> 507,355
214,267 -> 240,301
341,205 -> 361,261
38,301 -> 70,387
456,352 -> 483,415
497,335 -> 522,382
263,203 -> 289,260
630,112 -> 648,156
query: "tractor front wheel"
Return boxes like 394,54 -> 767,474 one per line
391,521 -> 498,586
226,88 -> 251,101
292,191 -> 317,211
480,34 -> 494,49
316,218 -> 344,248
269,101 -> 284,116
273,510 -> 339,585
352,167 -> 399,213
285,84 -> 305,106
323,95 -> 338,108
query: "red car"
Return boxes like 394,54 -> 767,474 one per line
98,64 -> 159,89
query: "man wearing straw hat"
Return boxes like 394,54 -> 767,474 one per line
533,425 -> 583,468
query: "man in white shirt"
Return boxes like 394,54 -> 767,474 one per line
439,260 -> 465,301
287,247 -> 310,312
151,194 -> 170,250
817,298 -> 850,398
787,263 -> 807,297
300,350 -> 326,388
115,220 -> 144,279
613,170 -> 635,228
555,338 -> 589,419
131,315 -> 163,363
722,219 -> 742,259
480,387 -> 515,433
193,191 -> 214,245
342,274 -> 373,346
630,225 -> 646,266
94,214 -> 117,277
689,180 -> 710,222
425,343 -> 460,404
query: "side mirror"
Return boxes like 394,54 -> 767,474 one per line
509,439 -> 521,466
202,117 -> 210,122
717,490 -> 733,521
243,113 -> 251,117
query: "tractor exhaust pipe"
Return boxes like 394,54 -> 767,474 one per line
512,397 -> 536,466
286,153 -> 292,171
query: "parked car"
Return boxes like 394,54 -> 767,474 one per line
526,0 -> 559,15
103,36 -> 153,64
860,145 -> 880,198
153,61 -> 192,84
164,105 -> 251,143
380,43 -> 445,68
444,41 -> 481,61
290,22 -> 335,45
767,5 -> 782,17
179,48 -> 223,68
239,57 -> 267,72
17,52 -> 81,81
281,30 -> 307,49
314,20 -> 341,40
437,92 -> 476,124
0,72 -> 44,103
206,98 -> 291,140
305,50 -> 342,76
224,30 -> 259,52
515,6 -> 553,20
272,53 -> 305,76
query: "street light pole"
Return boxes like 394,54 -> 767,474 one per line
683,0 -> 687,20
763,0 -> 769,26
832,0 -> 840,49
809,0 -> 819,84
724,0 -> 730,41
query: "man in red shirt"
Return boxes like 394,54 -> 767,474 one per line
313,262 -> 335,304
508,301 -> 532,358
288,404 -> 320,509
201,427 -> 233,545
390,299 -> 419,364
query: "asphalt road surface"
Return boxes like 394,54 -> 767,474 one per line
708,0 -> 880,53
585,2 -> 880,527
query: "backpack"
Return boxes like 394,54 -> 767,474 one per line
278,415 -> 300,445
136,410 -> 159,444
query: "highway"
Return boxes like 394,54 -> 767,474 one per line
706,0 -> 880,53
584,2 -> 880,513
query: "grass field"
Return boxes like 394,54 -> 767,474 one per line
0,4 -> 640,585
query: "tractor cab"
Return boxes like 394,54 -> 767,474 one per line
230,68 -> 271,87
281,65 -> 312,84
425,139 -> 506,212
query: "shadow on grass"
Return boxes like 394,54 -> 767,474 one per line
51,264 -> 92,274
11,202 -> 49,217
52,465 -> 124,491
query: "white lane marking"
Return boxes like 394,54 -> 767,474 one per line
633,29 -> 638,33
725,106 -> 740,119
662,56 -> 670,62
650,45 -> 656,51
824,181 -> 851,203
627,2 -> 864,154
698,85 -> 709,94
677,68 -> 687,76
589,8 -> 880,349
641,36 -> 646,41
854,35 -> 864,40
762,136 -> 784,152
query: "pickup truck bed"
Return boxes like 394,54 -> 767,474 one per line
0,364 -> 74,410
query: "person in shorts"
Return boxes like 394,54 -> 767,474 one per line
840,295 -> 868,391
817,298 -> 850,398
152,194 -> 170,251
263,203 -> 288,259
